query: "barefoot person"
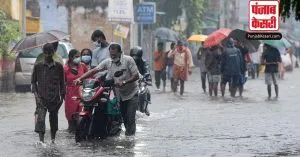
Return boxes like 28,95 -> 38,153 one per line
153,42 -> 167,91
261,44 -> 282,99
168,40 -> 193,95
205,46 -> 222,97
32,43 -> 65,144
197,42 -> 209,93
166,43 -> 176,92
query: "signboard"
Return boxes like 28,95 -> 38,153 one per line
108,0 -> 134,23
135,2 -> 156,24
249,0 -> 279,31
114,24 -> 130,39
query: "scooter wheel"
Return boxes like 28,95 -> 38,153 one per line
75,117 -> 90,142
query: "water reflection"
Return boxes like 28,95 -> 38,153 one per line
36,144 -> 64,157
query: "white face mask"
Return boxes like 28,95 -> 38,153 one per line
94,41 -> 101,48
111,56 -> 120,63
73,57 -> 81,64
81,55 -> 91,64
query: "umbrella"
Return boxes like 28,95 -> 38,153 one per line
153,27 -> 179,42
261,37 -> 292,48
11,30 -> 69,52
187,34 -> 208,42
204,28 -> 232,48
228,29 -> 260,52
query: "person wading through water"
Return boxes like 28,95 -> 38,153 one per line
166,42 -> 176,91
205,45 -> 222,97
32,43 -> 65,144
64,49 -> 88,133
168,40 -> 193,95
153,42 -> 167,92
74,43 -> 140,136
261,44 -> 282,100
197,41 -> 209,93
220,38 -> 243,97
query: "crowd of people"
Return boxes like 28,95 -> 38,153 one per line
153,41 -> 194,95
196,38 -> 283,99
31,28 -> 290,145
32,30 -> 144,144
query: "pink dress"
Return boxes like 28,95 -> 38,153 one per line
64,63 -> 88,120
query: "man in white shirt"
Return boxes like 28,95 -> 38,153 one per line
90,30 -> 110,78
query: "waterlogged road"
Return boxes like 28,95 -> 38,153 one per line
0,70 -> 300,157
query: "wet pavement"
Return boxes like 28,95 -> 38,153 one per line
1,70 -> 300,157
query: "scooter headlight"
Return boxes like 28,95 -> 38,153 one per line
82,88 -> 97,102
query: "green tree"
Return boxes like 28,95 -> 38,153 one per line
144,0 -> 182,28
144,0 -> 204,37
280,0 -> 300,21
0,10 -> 21,92
183,0 -> 205,37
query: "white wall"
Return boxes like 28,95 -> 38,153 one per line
40,0 -> 68,33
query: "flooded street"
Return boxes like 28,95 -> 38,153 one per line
1,70 -> 300,157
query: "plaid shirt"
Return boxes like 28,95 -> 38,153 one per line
31,61 -> 66,103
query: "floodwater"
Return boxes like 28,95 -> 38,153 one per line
0,70 -> 300,157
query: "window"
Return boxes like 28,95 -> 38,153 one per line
19,43 -> 68,58
20,47 -> 43,58
57,44 -> 68,58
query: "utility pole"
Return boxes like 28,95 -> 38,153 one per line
139,0 -> 144,48
22,0 -> 26,36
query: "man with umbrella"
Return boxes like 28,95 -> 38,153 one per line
153,42 -> 167,91
32,43 -> 65,144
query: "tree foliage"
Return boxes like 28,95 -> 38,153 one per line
145,0 -> 205,37
182,0 -> 205,37
145,0 -> 182,28
0,10 -> 21,92
0,10 -> 21,56
280,0 -> 300,21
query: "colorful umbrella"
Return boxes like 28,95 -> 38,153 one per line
204,28 -> 232,48
187,34 -> 208,42
261,37 -> 292,48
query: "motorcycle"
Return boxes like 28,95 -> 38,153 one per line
137,73 -> 151,116
75,75 -> 122,142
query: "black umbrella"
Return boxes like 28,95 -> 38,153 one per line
229,29 -> 260,52
11,30 -> 69,52
153,27 -> 179,42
